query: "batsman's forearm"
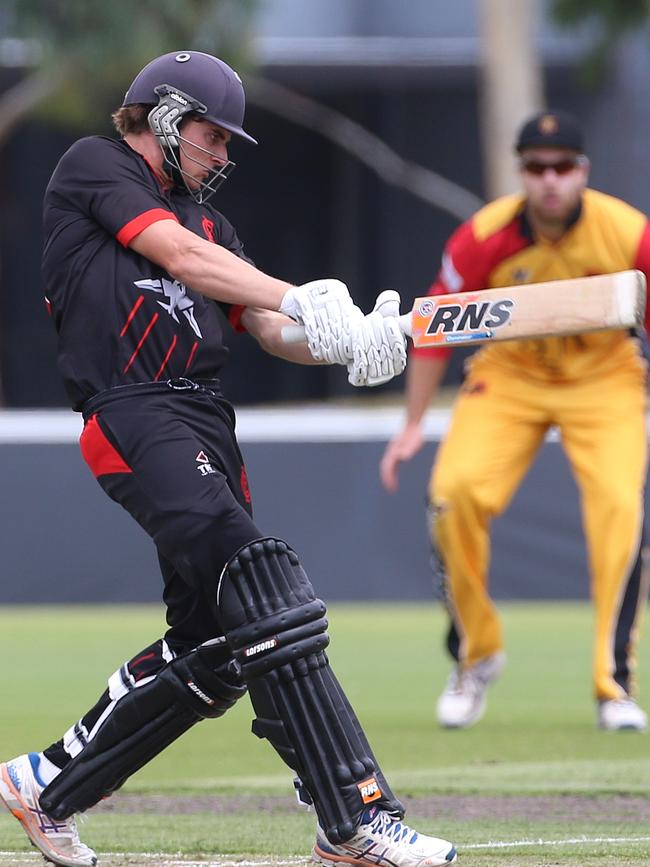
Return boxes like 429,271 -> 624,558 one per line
403,354 -> 449,425
173,239 -> 291,309
242,307 -> 322,364
130,220 -> 291,310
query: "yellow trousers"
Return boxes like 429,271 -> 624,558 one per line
429,355 -> 648,700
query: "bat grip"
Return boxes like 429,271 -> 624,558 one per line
397,313 -> 412,337
281,324 -> 308,344
281,314 -> 412,344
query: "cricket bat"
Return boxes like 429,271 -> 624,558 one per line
281,270 -> 646,348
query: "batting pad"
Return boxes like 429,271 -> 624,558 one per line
40,640 -> 246,820
218,537 -> 404,843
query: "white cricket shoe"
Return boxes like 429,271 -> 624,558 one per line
436,651 -> 506,729
312,805 -> 457,867
598,698 -> 648,732
0,753 -> 97,867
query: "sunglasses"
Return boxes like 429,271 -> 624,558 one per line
520,156 -> 587,176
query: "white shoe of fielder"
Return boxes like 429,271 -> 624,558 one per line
598,698 -> 648,732
312,805 -> 457,867
436,651 -> 506,729
0,753 -> 97,867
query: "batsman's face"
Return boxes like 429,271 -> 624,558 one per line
519,147 -> 589,223
177,118 -> 232,190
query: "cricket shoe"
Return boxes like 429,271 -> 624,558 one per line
0,753 -> 97,866
436,650 -> 506,729
312,805 -> 457,867
598,698 -> 648,732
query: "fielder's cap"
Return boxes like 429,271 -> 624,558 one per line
515,110 -> 585,153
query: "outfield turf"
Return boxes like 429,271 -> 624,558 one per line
0,602 -> 649,865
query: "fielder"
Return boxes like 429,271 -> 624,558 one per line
381,110 -> 650,731
0,52 -> 456,867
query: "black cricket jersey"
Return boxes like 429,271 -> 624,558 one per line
42,135 -> 252,411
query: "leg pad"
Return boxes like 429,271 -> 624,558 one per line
40,639 -> 245,820
218,538 -> 403,843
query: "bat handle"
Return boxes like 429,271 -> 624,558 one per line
281,324 -> 307,344
397,312 -> 412,337
281,314 -> 413,344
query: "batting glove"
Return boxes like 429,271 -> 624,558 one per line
279,279 -> 363,364
347,290 -> 408,387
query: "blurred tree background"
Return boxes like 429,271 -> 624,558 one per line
551,0 -> 650,83
0,0 -> 259,145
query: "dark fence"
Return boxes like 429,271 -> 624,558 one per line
0,408 -> 625,604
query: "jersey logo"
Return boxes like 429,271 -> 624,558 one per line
134,278 -> 202,338
240,465 -> 251,504
202,216 -> 215,242
195,450 -> 215,476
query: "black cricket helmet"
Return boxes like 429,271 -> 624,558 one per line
123,51 -> 257,202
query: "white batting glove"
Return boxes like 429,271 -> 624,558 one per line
347,290 -> 408,387
279,279 -> 363,364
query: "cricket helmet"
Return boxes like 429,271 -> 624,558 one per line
123,51 -> 257,203
123,50 -> 257,144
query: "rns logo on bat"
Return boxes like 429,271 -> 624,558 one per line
422,297 -> 514,336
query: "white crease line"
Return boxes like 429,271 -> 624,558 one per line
0,856 -> 306,865
464,835 -> 650,850
142,861 -> 305,867
3,838 -> 650,863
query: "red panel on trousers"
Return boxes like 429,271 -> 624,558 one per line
80,414 -> 133,477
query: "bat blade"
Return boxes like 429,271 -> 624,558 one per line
405,270 -> 646,348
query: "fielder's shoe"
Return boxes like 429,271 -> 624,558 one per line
312,805 -> 457,867
436,651 -> 506,729
0,753 -> 97,867
598,698 -> 648,732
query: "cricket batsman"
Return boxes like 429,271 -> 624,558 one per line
381,110 -> 650,731
0,51 -> 455,867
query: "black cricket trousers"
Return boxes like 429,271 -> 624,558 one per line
80,379 -> 262,647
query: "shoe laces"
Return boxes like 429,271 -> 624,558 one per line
68,821 -> 83,847
364,809 -> 418,846
444,669 -> 462,692
38,797 -> 84,847
446,667 -> 481,696
48,812 -> 83,846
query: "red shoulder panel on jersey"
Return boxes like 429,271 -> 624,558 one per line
438,217 -> 532,295
116,209 -> 179,248
80,414 -> 133,477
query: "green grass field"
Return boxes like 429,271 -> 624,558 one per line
1,602 -> 649,865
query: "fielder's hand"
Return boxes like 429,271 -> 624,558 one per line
347,290 -> 408,387
379,422 -> 425,492
279,279 -> 363,364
